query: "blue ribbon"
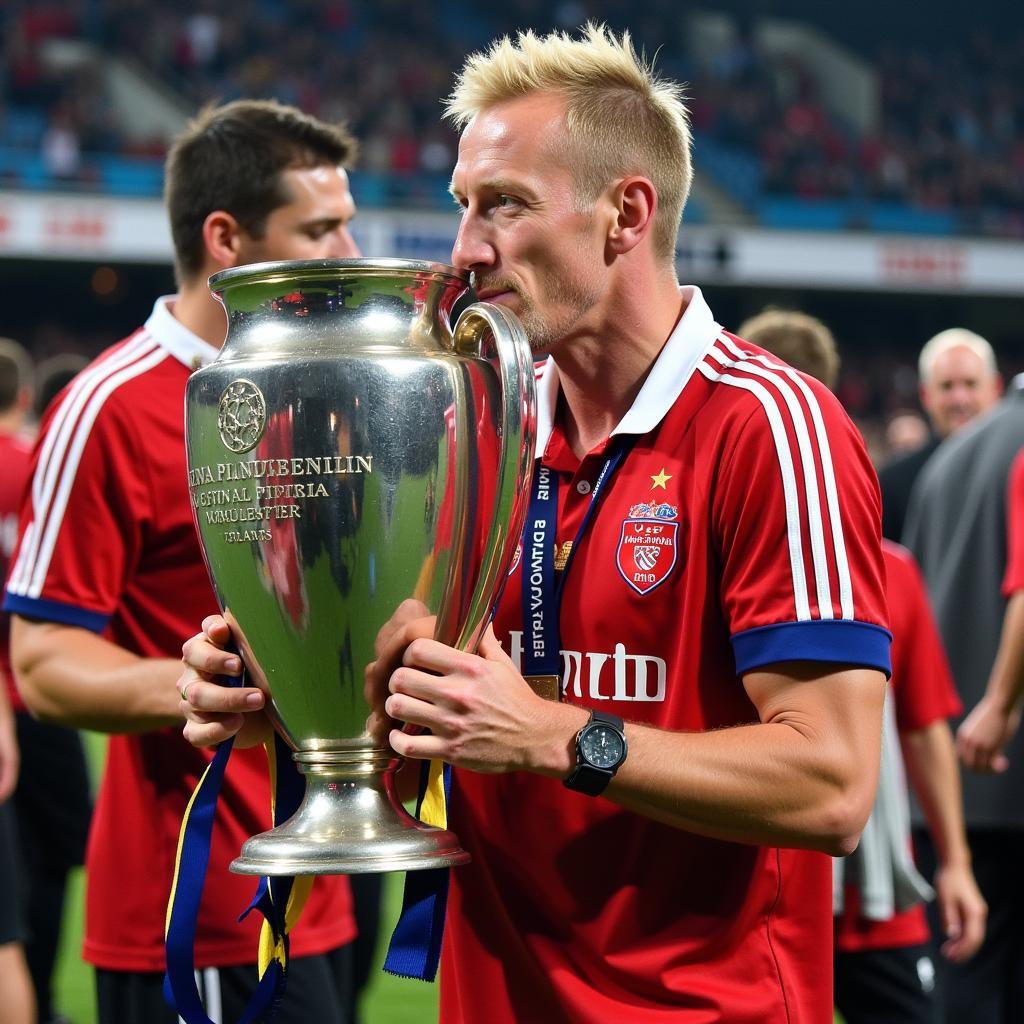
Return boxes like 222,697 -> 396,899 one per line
164,669 -> 305,1023
521,437 -> 635,680
382,761 -> 454,981
382,437 -> 635,983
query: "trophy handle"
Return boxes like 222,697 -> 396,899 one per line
436,301 -> 537,652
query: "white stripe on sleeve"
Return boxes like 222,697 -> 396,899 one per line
715,335 -> 836,619
10,337 -> 167,598
698,357 -> 812,621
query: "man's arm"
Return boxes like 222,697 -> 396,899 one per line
12,616 -> 182,733
957,590 -> 1024,773
383,629 -> 885,856
178,614 -> 885,852
900,719 -> 986,962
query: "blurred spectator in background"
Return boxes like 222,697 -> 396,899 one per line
878,327 -> 1001,540
904,373 -> 1024,1024
957,443 -> 1024,776
885,409 -> 931,457
32,352 -> 89,422
0,337 -> 92,1024
0,339 -> 35,1024
742,309 -> 986,1024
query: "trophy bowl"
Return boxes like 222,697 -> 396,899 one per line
184,258 -> 536,875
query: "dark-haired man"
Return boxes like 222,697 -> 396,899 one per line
4,100 -> 360,1023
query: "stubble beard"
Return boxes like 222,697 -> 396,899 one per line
477,273 -> 600,357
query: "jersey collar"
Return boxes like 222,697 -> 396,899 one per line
534,285 -> 722,456
144,295 -> 220,370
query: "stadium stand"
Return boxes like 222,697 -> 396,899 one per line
1,2 -> 1021,237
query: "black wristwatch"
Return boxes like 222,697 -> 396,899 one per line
563,710 -> 627,796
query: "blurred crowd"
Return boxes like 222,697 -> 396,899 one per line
3,2 -> 1022,464
695,27 -> 1024,236
2,1 -> 1022,234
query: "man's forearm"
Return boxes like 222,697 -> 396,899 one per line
531,666 -> 885,856
902,720 -> 971,866
607,719 -> 873,855
12,616 -> 183,733
982,591 -> 1024,713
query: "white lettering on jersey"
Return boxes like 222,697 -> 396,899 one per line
507,630 -> 667,702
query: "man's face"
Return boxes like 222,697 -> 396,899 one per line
237,165 -> 360,264
920,345 -> 1001,438
449,93 -> 607,355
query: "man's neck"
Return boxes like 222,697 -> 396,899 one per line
172,279 -> 230,349
553,279 -> 686,458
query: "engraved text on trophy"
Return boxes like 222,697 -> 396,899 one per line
188,455 -> 374,544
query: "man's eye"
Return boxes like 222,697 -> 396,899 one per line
496,195 -> 516,208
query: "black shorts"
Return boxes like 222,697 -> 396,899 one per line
95,944 -> 354,1024
13,713 -> 92,872
835,942 -> 938,1024
0,800 -> 27,945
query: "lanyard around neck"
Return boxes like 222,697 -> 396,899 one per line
520,435 -> 635,688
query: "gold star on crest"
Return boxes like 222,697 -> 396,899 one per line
651,468 -> 672,490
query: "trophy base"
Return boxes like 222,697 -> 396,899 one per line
229,750 -> 470,876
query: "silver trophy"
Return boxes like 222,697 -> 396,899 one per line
184,258 -> 536,876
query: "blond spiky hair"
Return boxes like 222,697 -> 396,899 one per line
445,23 -> 693,264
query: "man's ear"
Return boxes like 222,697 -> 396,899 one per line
202,210 -> 245,269
606,176 -> 658,256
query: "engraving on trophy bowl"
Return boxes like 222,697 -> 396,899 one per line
218,379 -> 267,453
184,258 -> 537,875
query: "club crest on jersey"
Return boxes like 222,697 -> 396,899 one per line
617,500 -> 679,595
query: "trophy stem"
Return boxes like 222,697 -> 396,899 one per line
230,749 -> 470,876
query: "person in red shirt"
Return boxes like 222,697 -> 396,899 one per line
0,338 -> 36,1024
3,101 -> 362,1023
177,28 -> 890,1022
742,307 -> 986,1023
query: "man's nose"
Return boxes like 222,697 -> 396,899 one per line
451,218 -> 495,272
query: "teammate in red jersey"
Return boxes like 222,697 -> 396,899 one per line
177,28 -> 890,1021
0,338 -> 36,1024
743,308 -> 986,1024
4,101 -> 361,1023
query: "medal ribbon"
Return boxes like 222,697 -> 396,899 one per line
164,664 -> 310,1023
521,436 -> 636,686
383,437 -> 635,983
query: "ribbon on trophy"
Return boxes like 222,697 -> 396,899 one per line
164,664 -> 311,1024
383,758 -> 454,981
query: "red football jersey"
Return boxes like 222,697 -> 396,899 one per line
0,429 -> 32,712
1002,447 -> 1024,596
441,288 -> 891,1023
834,540 -> 961,953
3,297 -> 354,971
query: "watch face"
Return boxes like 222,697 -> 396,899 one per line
580,724 -> 624,769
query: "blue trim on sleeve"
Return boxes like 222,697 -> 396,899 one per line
2,592 -> 110,634
731,619 -> 892,677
